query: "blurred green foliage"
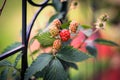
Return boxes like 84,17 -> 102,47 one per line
0,0 -> 22,52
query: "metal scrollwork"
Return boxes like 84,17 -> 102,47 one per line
0,0 -> 68,79
28,0 -> 49,7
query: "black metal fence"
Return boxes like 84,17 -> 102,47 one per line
0,0 -> 52,79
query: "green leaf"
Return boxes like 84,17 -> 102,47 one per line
29,37 -> 35,46
0,68 -> 9,80
13,53 -> 22,67
34,67 -> 48,79
67,62 -> 78,70
12,69 -> 17,77
94,38 -> 120,47
53,0 -> 62,12
44,58 -> 67,80
56,46 -> 91,62
2,42 -> 21,53
34,71 -> 43,79
60,59 -> 78,70
62,39 -> 72,46
34,67 -> 47,79
0,60 -> 12,67
36,32 -> 55,47
13,75 -> 20,80
12,69 -> 20,80
31,50 -> 39,55
24,54 -> 53,80
86,45 -> 97,57
81,25 -> 92,29
48,14 -> 59,24
61,21 -> 71,29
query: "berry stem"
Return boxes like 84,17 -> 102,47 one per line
78,28 -> 99,48
79,36 -> 88,48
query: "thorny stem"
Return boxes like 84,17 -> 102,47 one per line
0,0 -> 6,16
79,36 -> 88,48
78,28 -> 99,48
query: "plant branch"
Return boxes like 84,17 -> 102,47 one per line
79,36 -> 88,48
0,0 -> 7,16
78,28 -> 99,48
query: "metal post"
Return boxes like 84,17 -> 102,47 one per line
21,0 -> 28,79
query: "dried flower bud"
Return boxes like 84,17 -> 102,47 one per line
95,20 -> 106,29
53,39 -> 61,50
99,14 -> 109,22
95,14 -> 109,29
52,39 -> 61,55
49,25 -> 60,37
52,19 -> 61,29
69,21 -> 79,33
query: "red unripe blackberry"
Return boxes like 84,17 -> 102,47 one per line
60,29 -> 70,42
